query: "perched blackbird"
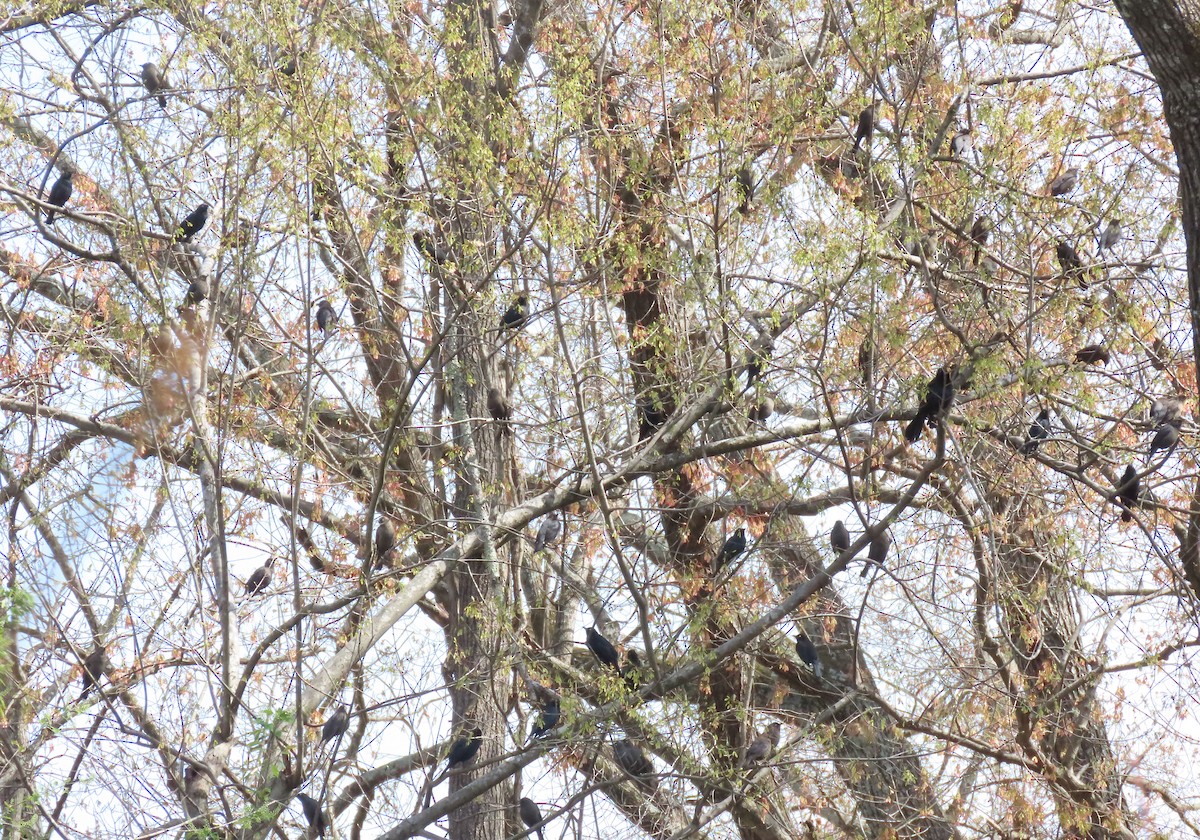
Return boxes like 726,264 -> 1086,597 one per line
1022,409 -> 1052,456
585,625 -> 620,669
1099,218 -> 1121,252
621,649 -> 646,690
637,396 -> 669,440
296,793 -> 328,838
1114,465 -> 1140,522
447,727 -> 483,767
1149,423 -> 1180,455
374,519 -> 396,567
487,386 -> 512,424
141,63 -> 168,108
174,203 -> 210,243
530,698 -> 560,739
45,171 -> 73,224
315,300 -> 336,335
950,129 -> 972,158
183,278 -> 208,307
1075,344 -> 1110,366
613,739 -> 656,789
750,396 -> 774,423
413,231 -> 449,265
1056,241 -> 1084,285
533,513 -> 561,553
735,162 -> 754,213
321,706 -> 350,744
861,531 -> 891,578
245,565 -> 270,596
743,721 -> 781,766
1048,167 -> 1079,197
744,339 -> 773,387
852,105 -> 874,152
830,520 -> 850,556
79,647 -> 105,700
714,528 -> 747,570
795,633 -> 821,676
519,798 -> 545,840
904,367 -> 954,443
500,295 -> 529,331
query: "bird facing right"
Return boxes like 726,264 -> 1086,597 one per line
45,170 -> 73,224
141,62 -> 169,108
315,300 -> 336,336
1022,409 -> 1052,456
862,531 -> 891,578
174,203 -> 210,243
533,513 -> 562,553
585,625 -> 621,669
321,706 -> 350,744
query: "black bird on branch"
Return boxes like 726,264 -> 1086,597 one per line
79,647 -> 105,700
1075,343 -> 1111,366
861,531 -> 891,578
742,721 -> 781,766
487,386 -> 512,431
969,216 -> 991,266
735,162 -> 754,213
500,294 -> 529,331
851,105 -> 874,152
296,793 -> 328,838
519,798 -> 546,840
1114,465 -> 1140,523
321,706 -> 350,744
174,203 -> 210,243
830,520 -> 849,556
744,338 -> 773,388
413,230 -> 449,265
1048,167 -> 1079,197
713,528 -> 747,571
795,633 -> 821,676
182,277 -> 208,308
586,625 -> 621,670
446,726 -> 483,768
44,170 -> 73,224
904,367 -> 954,443
141,63 -> 169,107
373,519 -> 396,569
1149,422 -> 1180,456
533,513 -> 561,553
530,698 -> 560,740
637,395 -> 669,440
315,300 -> 336,336
1022,409 -> 1052,456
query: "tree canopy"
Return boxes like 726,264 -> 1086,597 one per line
2,1 -> 1199,839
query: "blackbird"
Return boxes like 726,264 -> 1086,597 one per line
586,625 -> 620,669
447,727 -> 483,767
519,798 -> 545,840
1099,218 -> 1121,252
830,520 -> 850,556
1022,409 -> 1051,456
862,531 -> 891,578
141,63 -> 169,108
321,706 -> 350,744
500,295 -> 529,331
296,793 -> 328,838
315,300 -> 336,335
174,203 -> 210,243
714,528 -> 747,570
530,698 -> 560,739
1075,344 -> 1110,366
79,647 -> 105,700
852,105 -> 874,152
45,171 -> 73,224
245,565 -> 270,596
1114,465 -> 1140,522
795,633 -> 821,676
743,721 -> 781,766
1048,167 -> 1079,197
904,367 -> 954,443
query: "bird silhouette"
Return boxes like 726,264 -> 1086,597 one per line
296,793 -> 328,838
533,513 -> 561,553
174,203 -> 210,243
950,129 -> 971,157
862,532 -> 891,578
500,295 -> 529,331
1114,465 -> 1140,522
1099,218 -> 1121,252
373,519 -> 396,569
315,300 -> 336,336
1075,344 -> 1110,366
713,528 -> 747,571
613,739 -> 656,790
79,647 -> 105,700
1022,409 -> 1051,456
519,798 -> 545,840
244,565 -> 270,596
1056,241 -> 1085,285
321,706 -> 350,744
530,698 -> 560,739
1048,167 -> 1079,197
743,721 -> 781,766
735,163 -> 754,213
795,633 -> 821,676
44,171 -> 73,224
852,105 -> 874,152
585,625 -> 620,669
1149,423 -> 1180,456
830,520 -> 850,556
904,367 -> 954,443
446,726 -> 483,767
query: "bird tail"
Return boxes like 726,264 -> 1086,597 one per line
158,94 -> 167,108
46,210 -> 56,224
1020,440 -> 1036,456
903,410 -> 928,443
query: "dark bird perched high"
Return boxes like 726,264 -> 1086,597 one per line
174,203 -> 210,243
713,528 -> 747,570
1056,241 -> 1085,285
296,793 -> 328,838
1075,344 -> 1111,366
795,633 -> 821,676
373,519 -> 396,569
1149,423 -> 1180,456
1099,218 -> 1121,252
315,300 -> 336,335
743,721 -> 781,766
446,726 -> 483,767
500,294 -> 529,331
44,170 -> 73,224
79,647 -> 105,700
1114,465 -> 1140,522
735,162 -> 754,213
519,798 -> 545,840
141,62 -> 168,107
533,513 -> 561,553
1022,409 -> 1052,456
321,706 -> 350,744
530,698 -> 560,739
413,230 -> 449,265
969,216 -> 991,265
613,739 -> 657,790
904,367 -> 954,443
585,625 -> 621,670
182,278 -> 208,308
245,565 -> 270,596
862,531 -> 891,578
1048,167 -> 1079,197
830,520 -> 850,556
744,338 -> 773,387
851,105 -> 874,152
